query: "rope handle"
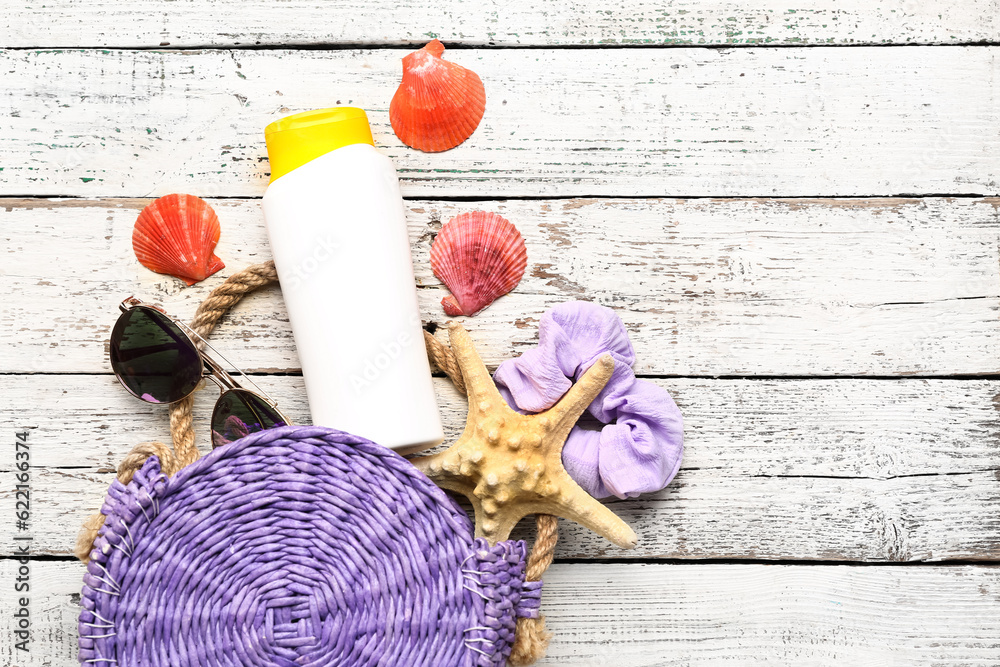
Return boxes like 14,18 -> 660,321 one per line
75,261 -> 554,665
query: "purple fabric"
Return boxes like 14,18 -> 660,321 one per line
79,425 -> 540,667
493,301 -> 684,499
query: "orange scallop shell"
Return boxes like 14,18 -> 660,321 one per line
390,39 -> 486,153
132,194 -> 225,285
430,211 -> 527,316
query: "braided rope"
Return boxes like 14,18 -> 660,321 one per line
75,260 -> 557,664
424,330 -> 467,395
508,514 -> 557,665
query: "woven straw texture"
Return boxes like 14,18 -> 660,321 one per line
79,424 -> 542,667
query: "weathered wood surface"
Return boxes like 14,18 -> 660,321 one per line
5,374 -> 1000,560
2,48 -> 998,198
5,560 -> 999,665
3,197 -> 999,376
5,1 -> 999,48
4,2 -> 999,662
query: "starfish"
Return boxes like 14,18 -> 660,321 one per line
411,322 -> 637,549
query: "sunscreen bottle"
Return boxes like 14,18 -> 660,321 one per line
262,107 -> 443,453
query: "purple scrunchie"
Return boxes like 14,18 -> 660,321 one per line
493,301 -> 683,500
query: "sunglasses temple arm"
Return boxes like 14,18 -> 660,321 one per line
171,319 -> 280,407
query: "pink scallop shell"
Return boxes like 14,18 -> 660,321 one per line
132,194 -> 225,286
430,211 -> 527,316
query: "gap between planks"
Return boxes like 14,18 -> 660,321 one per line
6,554 -> 1000,567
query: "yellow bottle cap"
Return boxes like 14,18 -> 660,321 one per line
264,107 -> 375,183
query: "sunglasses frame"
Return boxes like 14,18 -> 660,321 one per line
111,296 -> 291,438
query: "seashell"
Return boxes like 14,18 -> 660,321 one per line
390,39 -> 486,153
430,211 -> 527,316
133,194 -> 225,285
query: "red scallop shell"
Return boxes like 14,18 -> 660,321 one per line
390,39 -> 486,153
132,194 -> 225,285
430,211 -> 527,316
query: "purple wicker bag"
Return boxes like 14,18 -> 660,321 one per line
79,425 -> 542,666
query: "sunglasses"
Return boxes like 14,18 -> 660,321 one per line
110,297 -> 290,448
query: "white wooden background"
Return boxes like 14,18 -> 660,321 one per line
2,1 -> 1000,664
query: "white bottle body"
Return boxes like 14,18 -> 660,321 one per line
262,143 -> 443,453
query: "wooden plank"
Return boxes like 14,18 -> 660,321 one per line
530,564 -> 1000,664
4,1 -> 999,48
0,561 -> 81,666
4,560 -> 999,665
1,47 -> 997,198
3,197 -> 998,376
5,375 -> 1000,560
7,375 -> 999,480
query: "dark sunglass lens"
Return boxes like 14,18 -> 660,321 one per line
211,390 -> 286,448
110,307 -> 202,404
